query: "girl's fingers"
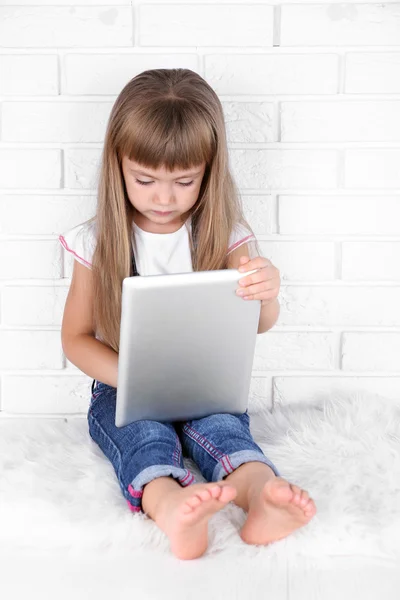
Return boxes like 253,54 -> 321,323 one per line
239,267 -> 268,287
237,281 -> 273,299
239,256 -> 269,273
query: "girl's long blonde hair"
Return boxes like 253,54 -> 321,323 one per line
85,68 -> 255,353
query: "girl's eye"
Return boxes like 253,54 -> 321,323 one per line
135,179 -> 194,187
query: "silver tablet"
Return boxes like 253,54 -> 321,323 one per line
115,269 -> 261,428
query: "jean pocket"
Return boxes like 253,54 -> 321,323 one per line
89,388 -> 104,413
92,380 -> 107,396
89,381 -> 114,415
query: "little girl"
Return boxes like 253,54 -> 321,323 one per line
59,68 -> 316,560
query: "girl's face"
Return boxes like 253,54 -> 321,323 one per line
122,156 -> 207,234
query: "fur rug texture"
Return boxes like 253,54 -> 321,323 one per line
1,392 -> 399,565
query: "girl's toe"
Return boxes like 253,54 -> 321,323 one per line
290,484 -> 302,503
220,486 -> 237,502
290,484 -> 301,495
300,491 -> 309,506
197,489 -> 212,501
187,495 -> 202,508
210,485 -> 223,499
304,499 -> 316,515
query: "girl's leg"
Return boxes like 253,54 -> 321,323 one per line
177,410 -> 281,486
178,410 -> 317,545
88,382 -> 196,514
88,382 -> 237,559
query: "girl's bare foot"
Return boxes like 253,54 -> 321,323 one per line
240,477 -> 317,545
156,482 -> 237,560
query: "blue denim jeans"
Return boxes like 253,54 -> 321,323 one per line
88,379 -> 281,514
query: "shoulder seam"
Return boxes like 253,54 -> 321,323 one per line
59,234 -> 92,268
227,234 -> 255,255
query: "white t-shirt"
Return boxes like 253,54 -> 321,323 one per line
59,217 -> 257,276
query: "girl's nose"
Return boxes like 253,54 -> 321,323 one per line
155,193 -> 174,206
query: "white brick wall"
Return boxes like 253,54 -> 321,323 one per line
1,0 -> 400,417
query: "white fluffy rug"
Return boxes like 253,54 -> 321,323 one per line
1,393 -> 399,566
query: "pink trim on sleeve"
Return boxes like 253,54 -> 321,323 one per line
227,234 -> 255,255
59,234 -> 92,268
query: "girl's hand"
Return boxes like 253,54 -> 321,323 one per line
236,255 -> 280,306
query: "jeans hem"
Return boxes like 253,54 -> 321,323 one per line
211,449 -> 281,482
126,464 -> 198,514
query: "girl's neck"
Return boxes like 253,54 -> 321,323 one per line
132,210 -> 188,234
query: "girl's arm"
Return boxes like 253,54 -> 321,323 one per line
255,298 -> 280,334
227,244 -> 280,334
61,260 -> 119,388
63,334 -> 119,388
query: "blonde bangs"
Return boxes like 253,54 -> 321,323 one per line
119,100 -> 215,174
